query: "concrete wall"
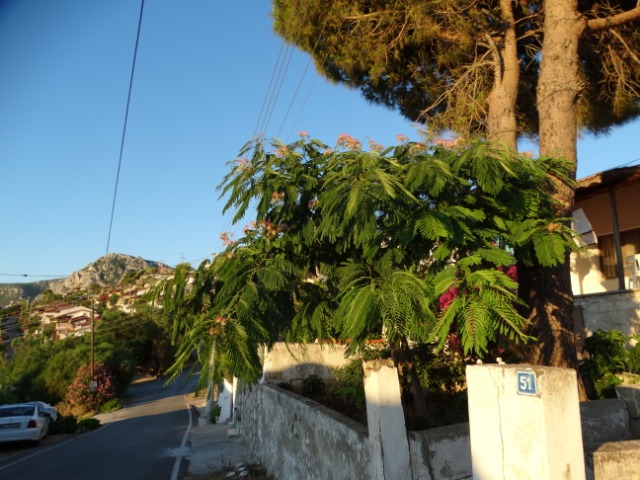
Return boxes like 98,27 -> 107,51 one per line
580,399 -> 632,480
237,380 -> 473,480
238,383 -> 375,480
261,343 -> 350,384
593,440 -> 640,479
580,396 -> 640,480
574,290 -> 640,344
236,384 -> 638,480
237,378 -> 634,480
616,384 -> 640,438
237,343 -> 474,480
466,365 -> 585,480
408,423 -> 471,480
363,359 -> 411,480
235,354 -> 638,480
217,377 -> 234,422
571,245 -> 619,295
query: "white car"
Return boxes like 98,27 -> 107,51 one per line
25,401 -> 58,422
0,403 -> 51,445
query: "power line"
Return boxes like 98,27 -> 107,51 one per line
286,73 -> 319,141
223,43 -> 296,243
284,14 -> 344,143
0,273 -> 66,279
106,0 -> 146,255
227,37 -> 297,248
219,2 -> 331,244
613,156 -> 640,169
180,255 -> 213,267
252,41 -> 287,141
0,306 -> 158,337
580,155 -> 640,179
276,55 -> 314,139
258,45 -> 295,138
277,5 -> 334,140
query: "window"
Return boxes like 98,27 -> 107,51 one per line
599,227 -> 640,279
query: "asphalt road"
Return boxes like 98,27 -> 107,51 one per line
0,373 -> 198,480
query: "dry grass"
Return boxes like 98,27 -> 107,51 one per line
55,401 -> 95,418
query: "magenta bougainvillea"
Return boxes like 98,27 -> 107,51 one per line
499,265 -> 518,283
439,264 -> 518,312
439,263 -> 518,358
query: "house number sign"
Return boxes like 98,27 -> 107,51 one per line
516,370 -> 538,396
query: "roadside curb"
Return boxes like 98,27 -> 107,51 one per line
184,395 -> 255,476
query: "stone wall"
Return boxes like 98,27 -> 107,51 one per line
580,399 -> 632,479
615,384 -> 640,438
574,289 -> 640,343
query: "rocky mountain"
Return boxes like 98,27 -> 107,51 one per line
48,253 -> 171,295
0,281 -> 56,305
0,253 -> 172,304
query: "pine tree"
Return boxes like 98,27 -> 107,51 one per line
273,1 -> 640,395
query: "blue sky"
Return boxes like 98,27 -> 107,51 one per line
1,0 -> 639,284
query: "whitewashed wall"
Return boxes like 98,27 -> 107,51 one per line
238,383 -> 375,480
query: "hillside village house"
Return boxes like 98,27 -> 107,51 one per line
571,165 -> 640,293
26,284 -> 152,338
570,165 -> 640,341
105,269 -> 174,312
6,270 -> 171,344
30,301 -> 99,340
100,284 -> 150,312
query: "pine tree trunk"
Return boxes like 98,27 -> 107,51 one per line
518,0 -> 588,400
486,0 -> 519,151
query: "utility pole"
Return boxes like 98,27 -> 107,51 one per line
89,298 -> 96,392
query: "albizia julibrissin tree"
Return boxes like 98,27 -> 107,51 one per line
161,135 -> 578,422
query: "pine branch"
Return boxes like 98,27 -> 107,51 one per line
586,6 -> 640,32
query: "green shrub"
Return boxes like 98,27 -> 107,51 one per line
49,414 -> 78,434
0,388 -> 18,405
583,329 -> 640,399
328,361 -> 365,411
209,404 -> 221,423
99,398 -> 123,413
628,334 -> 640,374
76,417 -> 101,432
301,374 -> 325,396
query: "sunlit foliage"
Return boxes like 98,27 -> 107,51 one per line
160,135 -> 578,385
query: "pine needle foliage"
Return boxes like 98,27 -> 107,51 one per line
273,1 -> 640,138
159,135 -> 578,383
